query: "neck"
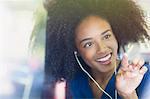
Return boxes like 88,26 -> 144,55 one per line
91,68 -> 114,84
91,60 -> 120,84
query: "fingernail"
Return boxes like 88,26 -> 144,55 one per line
124,53 -> 128,57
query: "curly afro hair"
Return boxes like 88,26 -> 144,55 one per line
44,0 -> 150,81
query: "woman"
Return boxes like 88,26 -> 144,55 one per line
43,0 -> 150,99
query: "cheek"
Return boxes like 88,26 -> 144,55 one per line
81,50 -> 92,59
80,52 -> 94,68
80,49 -> 96,62
113,42 -> 118,58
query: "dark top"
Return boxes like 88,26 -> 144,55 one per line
67,63 -> 150,99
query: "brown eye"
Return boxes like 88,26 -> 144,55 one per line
84,42 -> 93,48
104,34 -> 111,40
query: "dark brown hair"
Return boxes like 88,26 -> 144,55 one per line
43,0 -> 150,98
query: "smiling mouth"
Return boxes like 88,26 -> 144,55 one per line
96,53 -> 112,65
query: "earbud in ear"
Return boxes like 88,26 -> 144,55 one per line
74,51 -> 77,55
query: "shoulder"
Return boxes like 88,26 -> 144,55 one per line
68,71 -> 88,90
66,71 -> 91,98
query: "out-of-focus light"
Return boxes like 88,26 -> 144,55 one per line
0,63 -> 15,95
0,0 -> 35,60
28,56 -> 41,71
0,80 -> 15,95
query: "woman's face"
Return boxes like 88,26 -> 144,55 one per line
75,16 -> 118,73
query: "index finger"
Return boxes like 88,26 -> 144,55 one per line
121,53 -> 129,69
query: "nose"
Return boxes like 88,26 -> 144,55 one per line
96,40 -> 107,54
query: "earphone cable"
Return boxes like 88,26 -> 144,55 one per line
74,51 -> 113,99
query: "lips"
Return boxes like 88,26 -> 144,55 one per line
96,53 -> 112,65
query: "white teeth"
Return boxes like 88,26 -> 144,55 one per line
97,54 -> 111,62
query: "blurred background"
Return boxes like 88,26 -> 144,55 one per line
0,0 -> 46,99
0,0 -> 149,99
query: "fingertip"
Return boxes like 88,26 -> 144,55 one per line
140,66 -> 148,74
139,58 -> 145,66
132,58 -> 139,65
122,53 -> 128,62
121,53 -> 129,66
123,53 -> 128,58
124,53 -> 128,56
132,57 -> 144,66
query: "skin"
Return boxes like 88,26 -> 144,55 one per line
75,16 -> 118,75
116,54 -> 148,99
75,15 -> 148,99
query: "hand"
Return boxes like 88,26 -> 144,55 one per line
54,80 -> 66,99
116,54 -> 148,98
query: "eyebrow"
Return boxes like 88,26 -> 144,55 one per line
79,29 -> 111,44
101,29 -> 111,35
